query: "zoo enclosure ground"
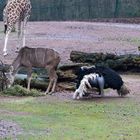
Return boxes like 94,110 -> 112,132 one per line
0,21 -> 139,139
0,74 -> 140,139
0,21 -> 139,99
0,21 -> 140,64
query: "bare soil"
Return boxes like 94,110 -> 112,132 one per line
0,21 -> 140,64
0,21 -> 139,99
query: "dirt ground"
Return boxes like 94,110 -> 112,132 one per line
0,21 -> 139,97
0,21 -> 140,64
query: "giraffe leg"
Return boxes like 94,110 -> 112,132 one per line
22,4 -> 31,47
22,25 -> 26,47
16,20 -> 22,52
3,30 -> 11,56
22,18 -> 28,47
3,21 -> 15,56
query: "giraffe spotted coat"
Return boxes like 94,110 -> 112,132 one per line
3,0 -> 31,29
3,0 -> 31,56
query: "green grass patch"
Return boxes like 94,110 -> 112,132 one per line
1,85 -> 44,97
0,96 -> 140,140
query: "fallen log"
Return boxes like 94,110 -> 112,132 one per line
13,64 -> 82,91
70,51 -> 140,71
57,63 -> 88,82
14,78 -> 76,91
0,63 -> 80,91
2,50 -> 140,92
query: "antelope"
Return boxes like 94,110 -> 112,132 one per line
6,46 -> 60,94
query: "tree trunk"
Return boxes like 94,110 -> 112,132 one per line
70,51 -> 140,71
2,51 -> 140,91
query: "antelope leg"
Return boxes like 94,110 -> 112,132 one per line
50,79 -> 57,94
27,68 -> 32,91
45,80 -> 53,95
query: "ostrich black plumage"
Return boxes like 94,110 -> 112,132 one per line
73,65 -> 130,99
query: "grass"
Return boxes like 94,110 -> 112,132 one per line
105,36 -> 140,46
0,94 -> 140,140
1,85 -> 44,97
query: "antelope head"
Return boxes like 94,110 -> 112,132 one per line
5,66 -> 15,88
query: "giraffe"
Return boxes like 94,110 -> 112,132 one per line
3,0 -> 31,56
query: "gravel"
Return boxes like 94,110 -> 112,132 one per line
0,120 -> 22,139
